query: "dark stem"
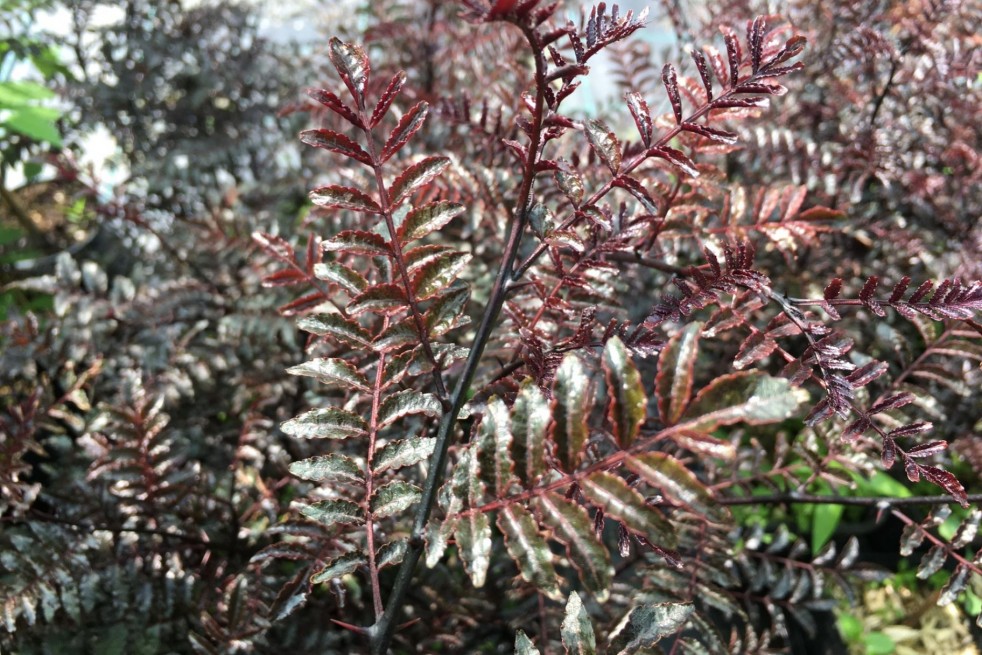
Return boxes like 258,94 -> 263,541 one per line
368,21 -> 549,654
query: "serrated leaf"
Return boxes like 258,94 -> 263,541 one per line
404,244 -> 456,273
585,118 -> 621,174
306,87 -> 362,127
374,436 -> 436,473
371,70 -> 406,128
300,500 -> 363,527
310,185 -> 382,214
382,101 -> 429,161
512,379 -> 550,487
612,602 -> 694,654
299,129 -> 373,165
648,146 -> 699,177
371,480 -> 421,518
425,286 -> 470,337
456,509 -> 492,588
580,472 -> 676,547
916,545 -> 947,580
398,200 -> 466,243
556,167 -> 585,206
390,156 -> 450,205
310,551 -> 366,583
289,454 -> 362,482
282,407 -> 368,440
656,322 -> 702,425
662,63 -> 683,124
478,397 -> 515,497
425,516 -> 456,568
297,313 -> 373,348
322,230 -> 389,256
287,357 -> 370,391
313,261 -> 368,295
534,492 -> 613,601
514,630 -> 541,655
625,454 -> 723,522
561,591 -> 596,654
551,354 -> 591,472
625,91 -> 652,146
497,505 -> 561,600
678,372 -> 804,432
328,37 -> 370,107
411,251 -> 472,300
378,390 -> 442,428
603,336 -> 647,448
376,539 -> 407,569
733,331 -> 778,369
347,283 -> 407,316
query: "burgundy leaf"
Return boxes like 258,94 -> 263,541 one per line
328,37 -> 370,108
846,361 -> 888,388
889,276 -> 911,303
323,230 -> 390,256
909,279 -> 933,304
382,101 -> 429,162
305,88 -> 363,127
882,438 -> 896,468
919,465 -> 968,507
372,70 -> 407,128
662,63 -> 683,124
681,122 -> 738,145
262,268 -> 306,288
625,91 -> 652,146
887,422 -> 933,438
869,392 -> 914,414
712,97 -> 770,109
390,156 -> 451,205
722,28 -> 741,87
748,16 -> 766,73
648,146 -> 699,177
689,46 -> 713,100
907,441 -> 948,459
310,185 -> 382,214
278,292 -> 327,317
299,129 -> 373,166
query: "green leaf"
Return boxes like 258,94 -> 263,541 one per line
864,632 -> 895,655
551,354 -> 591,472
811,502 -> 844,554
411,250 -> 471,300
533,493 -> 612,601
289,454 -> 362,483
677,372 -> 805,432
478,396 -> 515,497
561,591 -> 596,655
3,107 -> 61,145
497,505 -> 561,599
313,261 -> 368,295
310,185 -> 382,214
286,357 -> 370,391
611,602 -> 694,654
310,551 -> 366,583
398,200 -> 466,243
378,390 -> 442,428
424,286 -> 470,337
512,379 -> 550,487
624,453 -> 725,522
376,539 -> 407,569
655,322 -> 702,425
514,630 -> 541,655
373,436 -> 436,473
0,81 -> 56,105
585,118 -> 621,174
455,448 -> 492,587
371,480 -> 421,518
603,336 -> 647,448
390,156 -> 451,205
297,313 -> 373,348
322,230 -> 390,256
347,283 -> 407,316
300,500 -> 363,527
281,407 -> 368,440
580,472 -> 677,547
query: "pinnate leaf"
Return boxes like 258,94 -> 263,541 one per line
678,371 -> 804,432
289,454 -> 362,483
347,283 -> 407,316
297,313 -> 373,348
372,70 -> 406,128
411,251 -> 472,300
534,492 -> 612,601
373,436 -> 436,473
313,261 -> 368,295
603,336 -> 646,448
390,156 -> 451,205
648,146 -> 699,177
300,500 -> 363,527
310,551 -> 366,584
305,88 -> 362,127
512,379 -> 550,486
478,397 -> 515,497
551,354 -> 591,472
514,630 -> 540,655
656,322 -> 702,425
561,591 -> 596,654
287,357 -> 370,391
398,200 -> 466,243
371,480 -> 421,518
299,129 -> 372,166
310,185 -> 382,214
625,453 -> 724,522
580,472 -> 676,547
585,119 -> 621,174
328,37 -> 370,108
662,63 -> 682,124
323,230 -> 390,256
382,101 -> 428,161
611,602 -> 694,654
497,505 -> 561,600
378,390 -> 441,428
282,407 -> 368,440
